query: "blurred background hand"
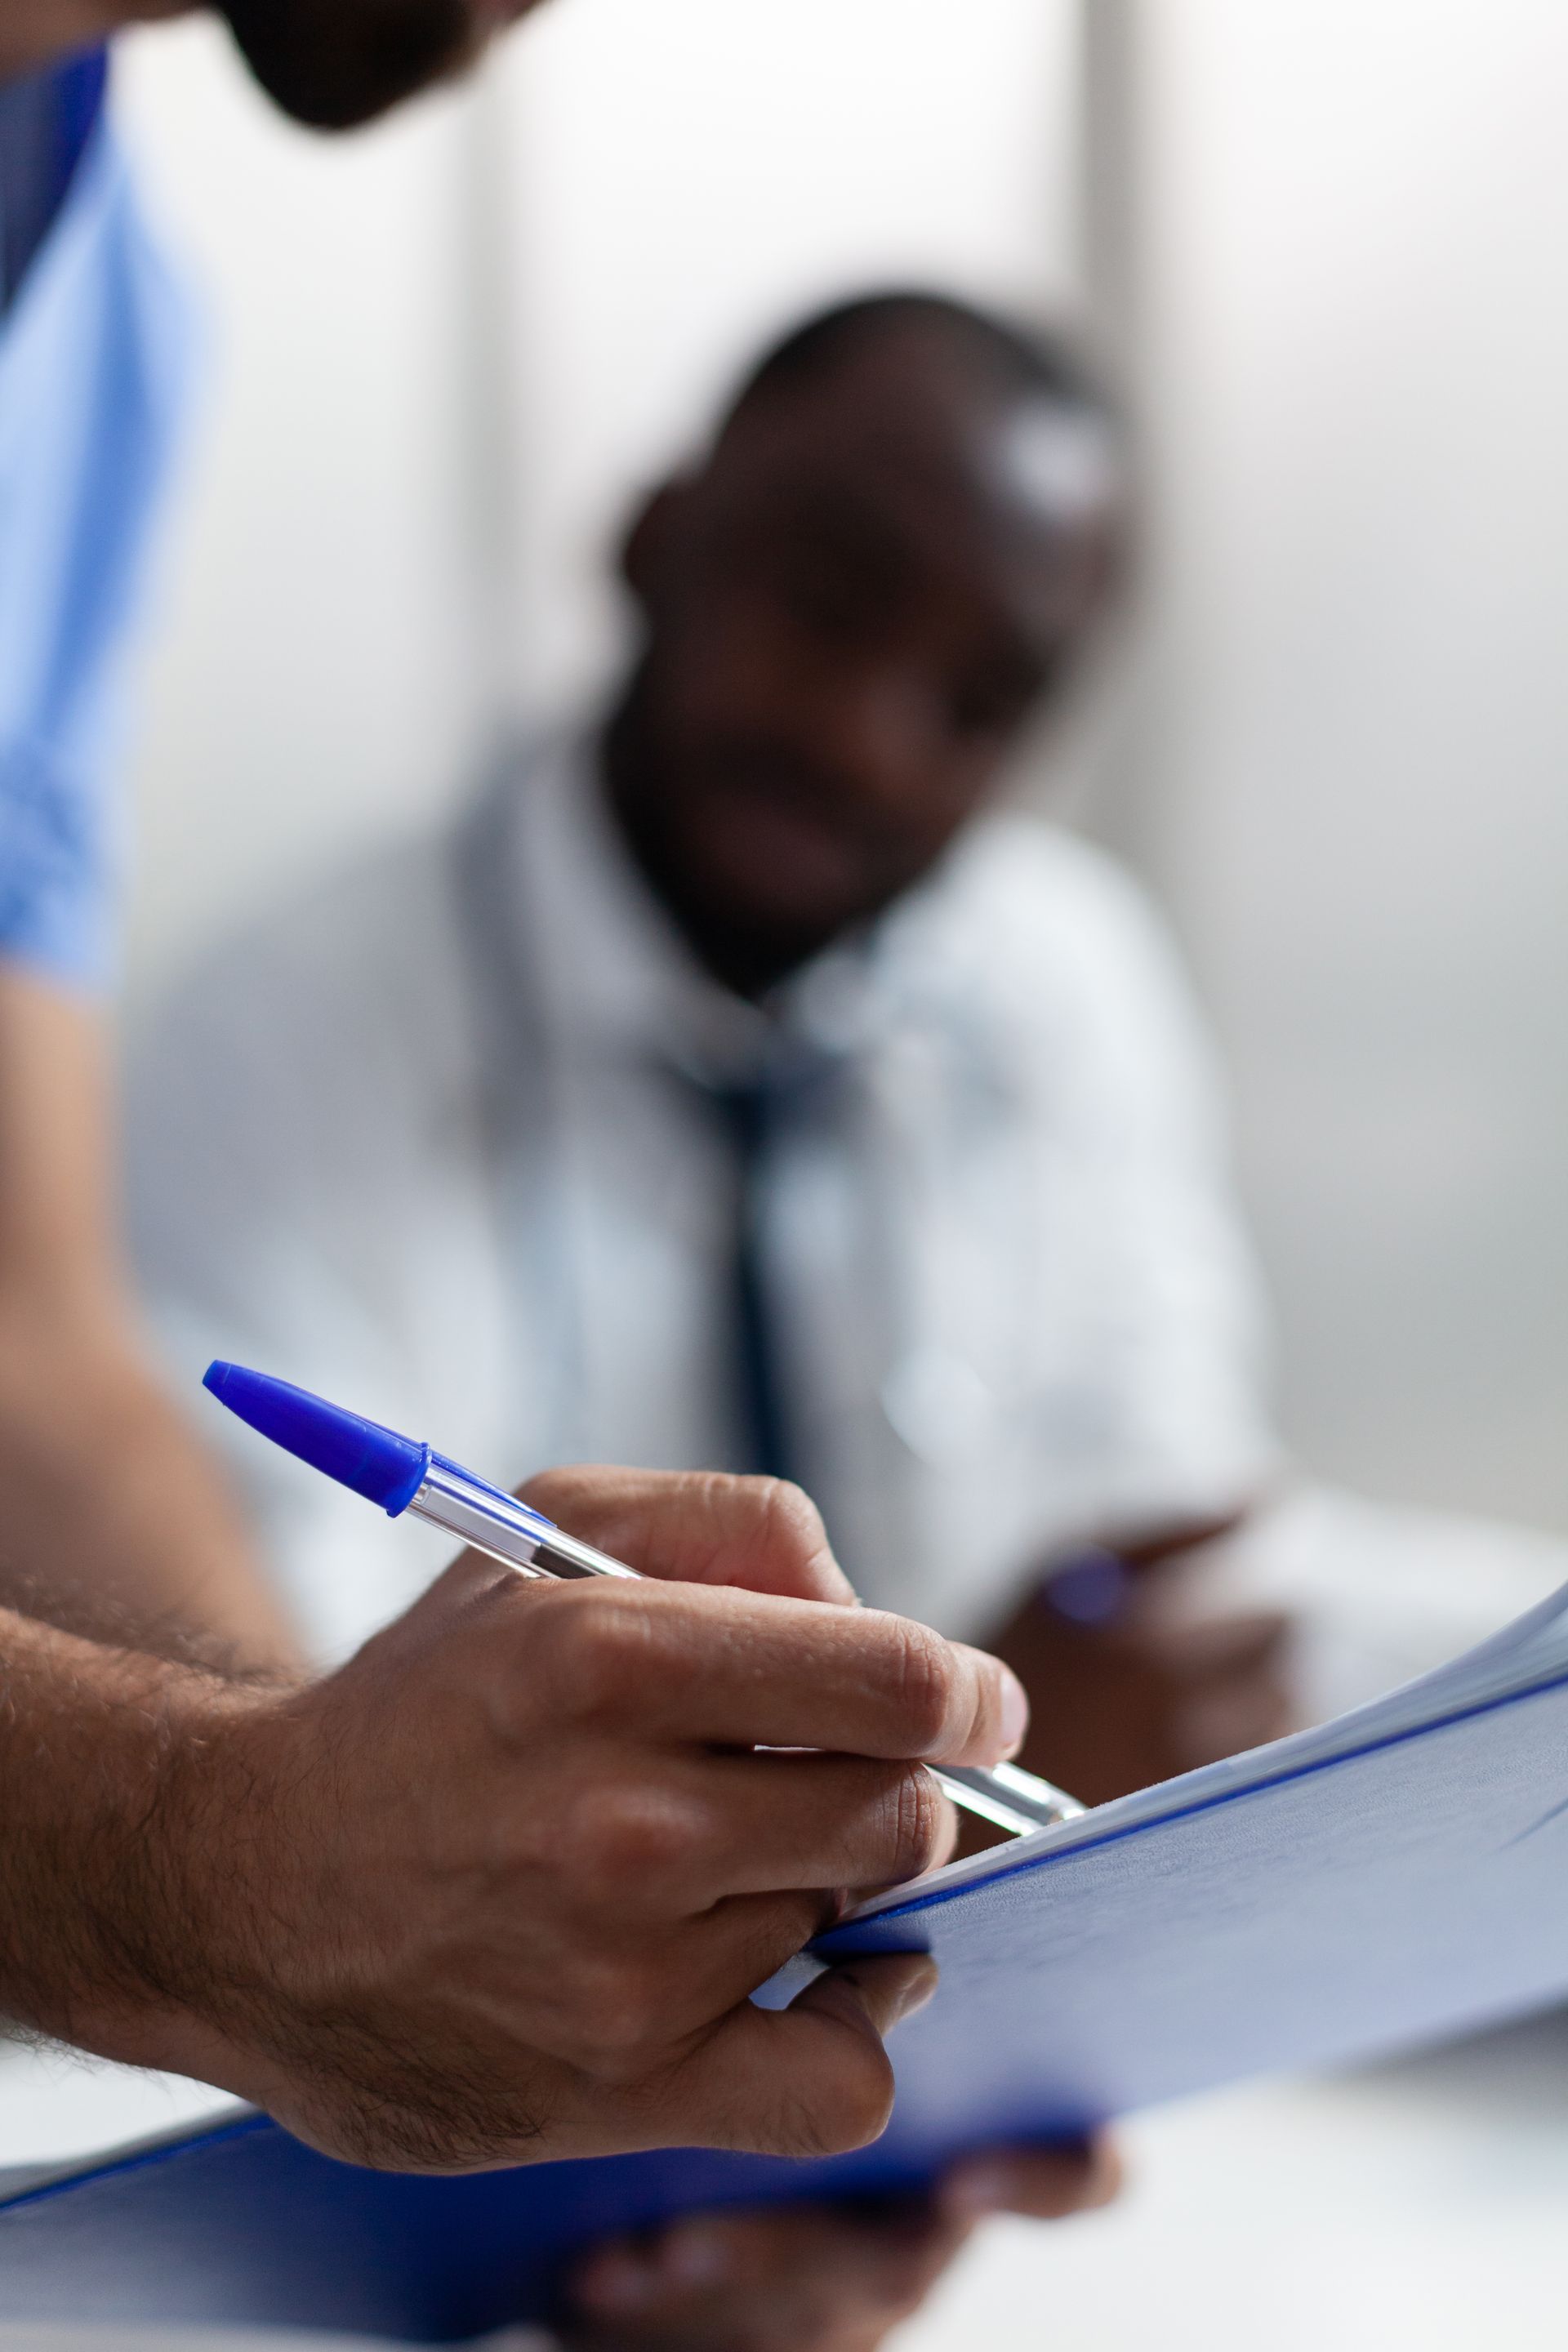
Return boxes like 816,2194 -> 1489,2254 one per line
988,1512 -> 1296,1809
563,2140 -> 1120,2352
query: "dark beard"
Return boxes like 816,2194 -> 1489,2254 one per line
219,0 -> 479,128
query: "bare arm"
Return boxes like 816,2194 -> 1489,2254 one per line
0,967 -> 296,1665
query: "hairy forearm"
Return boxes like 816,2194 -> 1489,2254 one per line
0,1607 -> 291,2084
0,969 -> 297,1671
0,1314 -> 300,1670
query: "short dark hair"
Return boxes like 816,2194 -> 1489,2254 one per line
724,289 -> 1115,432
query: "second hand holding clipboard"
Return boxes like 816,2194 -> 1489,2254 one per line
18,1383 -> 1568,2338
202,1361 -> 1083,1842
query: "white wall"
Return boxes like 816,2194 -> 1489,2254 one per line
114,0 -> 1568,1539
1121,0 -> 1568,1529
114,20 -> 485,991
490,0 -> 1081,710
114,2 -> 1081,989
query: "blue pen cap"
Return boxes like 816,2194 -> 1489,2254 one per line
203,1362 -> 431,1517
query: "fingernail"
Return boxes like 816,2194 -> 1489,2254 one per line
657,2222 -> 731,2287
577,2251 -> 655,2313
998,1668 -> 1029,1757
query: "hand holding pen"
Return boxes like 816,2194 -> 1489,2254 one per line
207,1363 -> 1083,1842
171,1385 -> 1045,2172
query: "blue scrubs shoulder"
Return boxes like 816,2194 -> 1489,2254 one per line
0,75 -> 193,991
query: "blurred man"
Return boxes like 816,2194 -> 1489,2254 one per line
128,290 -> 1294,1811
134,290 -> 1568,1827
2,7 -> 1098,2269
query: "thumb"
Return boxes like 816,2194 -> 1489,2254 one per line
662,1953 -> 938,2159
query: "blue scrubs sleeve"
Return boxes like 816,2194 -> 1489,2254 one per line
0,81 -> 193,992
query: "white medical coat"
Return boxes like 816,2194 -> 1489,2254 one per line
127,731 -> 1280,1661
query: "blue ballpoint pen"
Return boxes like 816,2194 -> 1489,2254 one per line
203,1361 -> 1085,1842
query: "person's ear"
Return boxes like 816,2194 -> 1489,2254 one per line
620,479 -> 699,616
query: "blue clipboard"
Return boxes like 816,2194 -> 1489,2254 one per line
6,1613 -> 1568,2340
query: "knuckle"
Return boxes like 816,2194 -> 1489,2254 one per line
887,1618 -> 959,1757
757,1474 -> 827,1556
888,1762 -> 946,1873
564,1956 -> 663,2067
550,1591 -> 658,1717
733,1895 -> 827,1990
719,1473 -> 839,1596
837,1762 -> 944,1882
564,1784 -> 700,1895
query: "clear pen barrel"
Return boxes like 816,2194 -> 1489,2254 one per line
409,1461 -> 639,1581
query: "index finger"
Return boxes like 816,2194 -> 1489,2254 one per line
518,1465 -> 856,1606
522,1577 -> 1028,1767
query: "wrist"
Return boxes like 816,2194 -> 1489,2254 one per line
98,1676 -> 320,2106
0,1613 -> 305,2097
